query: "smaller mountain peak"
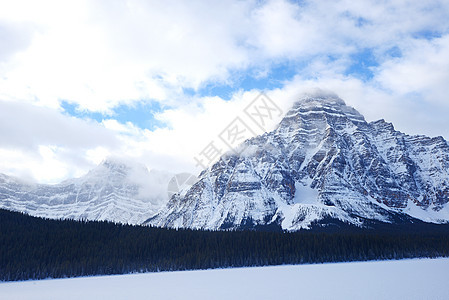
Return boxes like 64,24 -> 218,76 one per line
82,157 -> 152,186
94,157 -> 149,175
100,157 -> 138,168
101,157 -> 127,168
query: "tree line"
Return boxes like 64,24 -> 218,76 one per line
1,208 -> 449,281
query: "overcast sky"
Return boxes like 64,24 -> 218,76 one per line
1,0 -> 449,183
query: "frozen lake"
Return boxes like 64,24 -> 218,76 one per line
1,258 -> 449,300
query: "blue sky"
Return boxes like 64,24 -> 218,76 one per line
61,100 -> 166,131
197,61 -> 302,100
1,0 -> 449,183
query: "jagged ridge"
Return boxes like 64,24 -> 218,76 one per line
147,94 -> 449,230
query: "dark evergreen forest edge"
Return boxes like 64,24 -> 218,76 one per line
2,208 -> 449,282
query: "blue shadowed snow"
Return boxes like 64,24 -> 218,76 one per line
1,258 -> 448,300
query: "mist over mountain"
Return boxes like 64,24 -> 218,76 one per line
0,158 -> 172,224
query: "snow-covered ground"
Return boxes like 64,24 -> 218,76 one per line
1,258 -> 449,300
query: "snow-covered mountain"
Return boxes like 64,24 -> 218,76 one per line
2,93 -> 449,231
0,159 -> 172,224
146,94 -> 449,230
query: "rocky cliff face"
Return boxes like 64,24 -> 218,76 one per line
0,159 -> 172,224
147,95 -> 449,230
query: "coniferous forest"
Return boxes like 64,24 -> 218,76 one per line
1,208 -> 449,281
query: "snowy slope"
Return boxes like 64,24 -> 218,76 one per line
148,94 -> 449,230
0,158 -> 172,224
1,258 -> 448,300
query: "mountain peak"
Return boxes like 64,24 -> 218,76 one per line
295,91 -> 346,106
284,92 -> 364,120
98,157 -> 148,173
276,93 -> 365,136
148,92 -> 449,231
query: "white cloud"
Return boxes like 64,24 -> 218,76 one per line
1,0 -> 448,111
376,35 -> 449,102
0,100 -> 118,150
0,100 -> 119,182
114,92 -> 282,175
1,0 -> 449,183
